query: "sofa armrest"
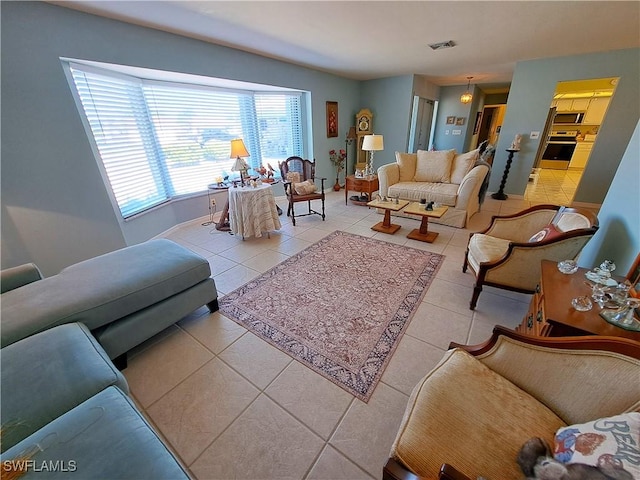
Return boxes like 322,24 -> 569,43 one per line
1,263 -> 43,294
378,163 -> 400,197
455,165 -> 488,209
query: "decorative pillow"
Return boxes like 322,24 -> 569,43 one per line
553,412 -> 639,477
294,180 -> 316,195
528,224 -> 563,243
450,149 -> 479,184
414,149 -> 455,183
395,152 -> 417,182
286,171 -> 301,184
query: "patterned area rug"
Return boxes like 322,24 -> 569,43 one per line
220,231 -> 443,401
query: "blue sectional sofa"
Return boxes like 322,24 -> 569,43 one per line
1,323 -> 189,478
0,239 -> 219,478
1,238 -> 218,367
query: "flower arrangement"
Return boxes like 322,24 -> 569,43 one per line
329,149 -> 346,172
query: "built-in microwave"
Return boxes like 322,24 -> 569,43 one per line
554,112 -> 585,124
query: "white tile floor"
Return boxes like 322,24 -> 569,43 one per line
524,168 -> 584,205
122,191 -> 560,480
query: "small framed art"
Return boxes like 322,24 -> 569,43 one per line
455,117 -> 466,126
446,116 -> 455,125
326,101 -> 338,138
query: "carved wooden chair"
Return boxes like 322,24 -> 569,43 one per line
384,326 -> 640,480
278,156 -> 326,226
463,204 -> 599,309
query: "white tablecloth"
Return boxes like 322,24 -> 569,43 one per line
228,184 -> 281,238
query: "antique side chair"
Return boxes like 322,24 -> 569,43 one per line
278,156 -> 326,226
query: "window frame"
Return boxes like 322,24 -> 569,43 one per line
63,59 -> 308,220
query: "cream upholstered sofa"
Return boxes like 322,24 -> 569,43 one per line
384,326 -> 640,480
377,147 -> 491,228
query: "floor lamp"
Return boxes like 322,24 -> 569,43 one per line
345,126 -> 356,174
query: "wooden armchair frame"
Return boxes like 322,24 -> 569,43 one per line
383,326 -> 640,480
462,204 -> 598,309
279,156 -> 326,226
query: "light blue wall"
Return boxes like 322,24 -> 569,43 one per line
1,2 -> 360,275
3,3 -> 638,275
360,75 -> 415,169
579,120 -> 640,272
490,49 -> 640,202
432,84 -> 481,152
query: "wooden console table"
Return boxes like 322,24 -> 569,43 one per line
516,260 -> 640,341
345,174 -> 378,205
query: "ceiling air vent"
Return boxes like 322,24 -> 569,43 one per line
429,40 -> 455,50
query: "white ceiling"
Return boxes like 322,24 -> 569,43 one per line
50,1 -> 640,89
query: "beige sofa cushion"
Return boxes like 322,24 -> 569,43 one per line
395,152 -> 417,182
392,349 -> 566,479
388,182 -> 458,206
414,149 -> 455,183
450,148 -> 479,184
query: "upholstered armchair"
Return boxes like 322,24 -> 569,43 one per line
463,205 -> 598,309
384,326 -> 640,480
278,156 -> 326,226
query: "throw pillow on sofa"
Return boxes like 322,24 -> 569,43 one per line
450,148 -> 480,184
414,149 -> 455,183
553,412 -> 639,477
395,152 -> 418,182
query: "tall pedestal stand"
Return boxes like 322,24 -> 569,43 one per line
491,148 -> 519,200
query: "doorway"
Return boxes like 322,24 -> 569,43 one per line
408,96 -> 435,152
477,105 -> 506,147
526,77 -> 618,205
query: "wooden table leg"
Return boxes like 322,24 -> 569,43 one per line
215,199 -> 231,231
371,208 -> 402,234
407,216 -> 439,242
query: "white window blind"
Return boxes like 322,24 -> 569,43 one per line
68,64 -> 304,218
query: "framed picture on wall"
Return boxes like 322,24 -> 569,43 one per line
326,101 -> 338,138
473,112 -> 482,134
446,116 -> 455,125
455,117 -> 466,126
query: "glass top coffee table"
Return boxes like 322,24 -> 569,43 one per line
366,198 -> 410,234
402,202 -> 449,243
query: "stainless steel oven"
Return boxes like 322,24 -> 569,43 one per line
539,130 -> 578,170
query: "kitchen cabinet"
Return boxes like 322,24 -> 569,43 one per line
584,97 -> 610,124
554,98 -> 590,112
569,142 -> 593,169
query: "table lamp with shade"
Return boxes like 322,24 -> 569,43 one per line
230,138 -> 250,186
361,134 -> 384,178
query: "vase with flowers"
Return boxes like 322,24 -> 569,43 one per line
329,149 -> 346,191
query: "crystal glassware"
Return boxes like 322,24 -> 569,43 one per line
557,259 -> 579,275
572,296 -> 593,312
591,283 -> 609,308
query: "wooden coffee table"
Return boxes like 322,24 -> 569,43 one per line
403,202 -> 448,243
366,198 -> 410,234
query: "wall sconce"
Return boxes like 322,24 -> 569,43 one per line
460,76 -> 474,104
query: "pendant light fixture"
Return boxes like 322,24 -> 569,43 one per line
460,76 -> 473,104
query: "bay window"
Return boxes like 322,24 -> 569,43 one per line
67,62 -> 305,218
